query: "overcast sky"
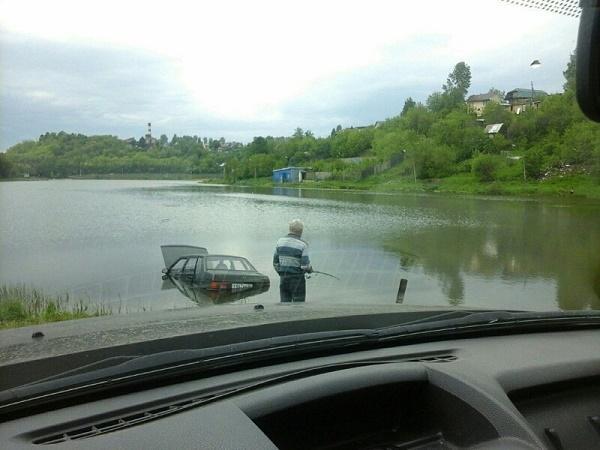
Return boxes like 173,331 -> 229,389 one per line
0,0 -> 579,150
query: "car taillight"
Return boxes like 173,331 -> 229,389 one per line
209,281 -> 230,290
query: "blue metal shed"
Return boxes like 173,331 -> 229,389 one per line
272,167 -> 306,183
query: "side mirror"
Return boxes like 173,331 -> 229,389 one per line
577,3 -> 600,121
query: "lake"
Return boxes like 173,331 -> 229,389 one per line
1,179 -> 599,312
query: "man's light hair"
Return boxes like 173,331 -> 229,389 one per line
289,219 -> 304,235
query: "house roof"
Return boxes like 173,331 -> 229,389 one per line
505,88 -> 548,100
466,93 -> 498,102
485,123 -> 504,134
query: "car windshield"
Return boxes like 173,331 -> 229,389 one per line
0,0 -> 598,361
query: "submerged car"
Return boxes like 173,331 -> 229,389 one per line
161,245 -> 270,294
163,274 -> 270,305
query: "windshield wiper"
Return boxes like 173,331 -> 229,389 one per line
0,329 -> 375,414
375,310 -> 600,341
2,310 -> 599,415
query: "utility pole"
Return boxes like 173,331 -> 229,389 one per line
413,160 -> 417,184
530,81 -> 535,109
529,60 -> 541,110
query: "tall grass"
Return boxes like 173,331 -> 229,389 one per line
0,284 -> 111,329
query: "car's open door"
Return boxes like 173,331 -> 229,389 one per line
160,245 -> 208,269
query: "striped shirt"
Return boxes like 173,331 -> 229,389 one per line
273,233 -> 311,275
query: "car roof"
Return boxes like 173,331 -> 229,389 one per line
206,254 -> 250,260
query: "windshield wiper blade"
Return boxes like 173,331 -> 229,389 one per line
375,310 -> 600,341
0,329 -> 375,414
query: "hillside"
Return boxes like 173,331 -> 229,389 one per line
1,56 -> 599,197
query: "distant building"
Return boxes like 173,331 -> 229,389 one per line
466,92 -> 503,116
505,88 -> 548,113
272,167 -> 308,183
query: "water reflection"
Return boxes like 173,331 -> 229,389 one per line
384,200 -> 600,310
163,275 -> 270,306
2,180 -> 599,312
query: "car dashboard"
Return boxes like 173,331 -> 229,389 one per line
2,329 -> 600,449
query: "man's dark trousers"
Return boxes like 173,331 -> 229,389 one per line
279,274 -> 306,302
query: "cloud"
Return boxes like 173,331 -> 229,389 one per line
0,0 -> 579,149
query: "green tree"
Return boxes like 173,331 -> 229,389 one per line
401,105 -> 434,135
430,110 -> 486,161
0,153 -> 13,177
524,147 -> 545,179
413,139 -> 456,179
562,121 -> 600,164
401,97 -> 416,116
488,87 -> 505,99
444,61 -> 471,99
482,101 -> 512,127
247,136 -> 270,155
563,52 -> 576,92
331,128 -> 374,158
373,130 -> 415,160
427,91 -> 448,114
428,62 -> 472,115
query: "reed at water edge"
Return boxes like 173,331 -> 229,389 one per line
0,284 -> 111,329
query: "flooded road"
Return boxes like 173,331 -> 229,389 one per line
1,179 -> 599,311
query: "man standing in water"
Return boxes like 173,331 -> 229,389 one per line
273,219 -> 312,302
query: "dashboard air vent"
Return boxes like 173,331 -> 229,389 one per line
406,354 -> 458,363
33,391 -> 233,445
32,354 -> 456,445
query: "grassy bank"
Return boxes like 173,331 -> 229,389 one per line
0,285 -> 111,330
228,172 -> 600,199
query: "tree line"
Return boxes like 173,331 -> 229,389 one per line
1,53 -> 599,183
1,133 -> 237,177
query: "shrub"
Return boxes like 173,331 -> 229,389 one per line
414,142 -> 456,179
524,148 -> 545,179
472,154 -> 503,182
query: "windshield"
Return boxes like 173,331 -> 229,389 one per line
0,1 -> 598,355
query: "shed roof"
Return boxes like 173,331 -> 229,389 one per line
485,123 -> 504,134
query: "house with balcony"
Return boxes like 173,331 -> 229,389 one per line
504,88 -> 548,113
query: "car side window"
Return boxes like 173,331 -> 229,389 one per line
182,257 -> 197,276
170,258 -> 186,273
206,258 -> 229,270
230,259 -> 245,271
195,257 -> 205,276
240,258 -> 255,271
